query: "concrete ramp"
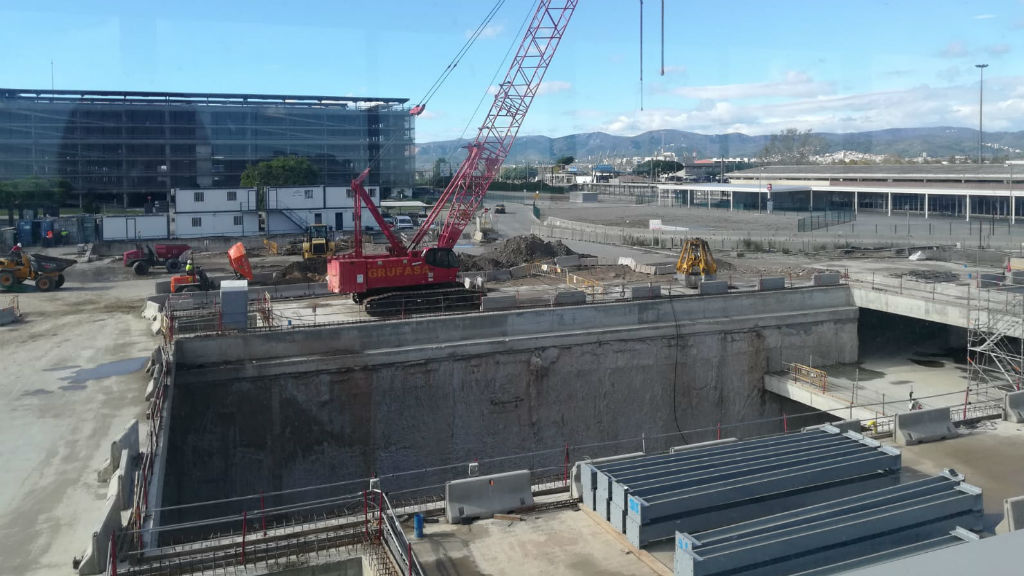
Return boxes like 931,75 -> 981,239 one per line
894,407 -> 959,446
1004,390 -> 1024,423
445,470 -> 533,524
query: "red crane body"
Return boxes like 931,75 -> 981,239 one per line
328,0 -> 577,305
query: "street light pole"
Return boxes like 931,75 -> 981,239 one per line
976,63 -> 989,164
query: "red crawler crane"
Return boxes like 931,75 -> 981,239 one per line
327,0 -> 577,316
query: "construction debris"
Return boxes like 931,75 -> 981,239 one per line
275,260 -> 326,282
460,234 -> 580,271
894,270 -> 960,283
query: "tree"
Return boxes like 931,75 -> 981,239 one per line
240,155 -> 319,187
555,155 -> 575,167
499,165 -> 538,182
632,159 -> 684,177
0,176 -> 70,224
757,128 -> 825,164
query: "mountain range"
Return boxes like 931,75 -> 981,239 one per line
414,127 -> 1024,168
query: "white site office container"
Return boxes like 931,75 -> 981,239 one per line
102,215 -> 169,240
174,188 -> 257,212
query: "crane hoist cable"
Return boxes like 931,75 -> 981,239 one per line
410,0 -> 507,116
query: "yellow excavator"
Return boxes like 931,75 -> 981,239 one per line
676,238 -> 717,288
302,224 -> 335,261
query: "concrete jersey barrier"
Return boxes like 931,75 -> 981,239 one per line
894,407 -> 959,446
1004,390 -> 1024,423
445,470 -> 534,523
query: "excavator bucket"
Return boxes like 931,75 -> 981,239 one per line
409,104 -> 426,116
227,242 -> 254,281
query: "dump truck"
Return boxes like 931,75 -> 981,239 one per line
0,252 -> 76,291
169,243 -> 253,294
122,243 -> 191,275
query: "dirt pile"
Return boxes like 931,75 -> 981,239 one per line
460,234 -> 579,271
275,259 -> 326,282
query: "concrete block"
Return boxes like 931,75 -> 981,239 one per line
551,289 -> 587,306
698,280 -> 729,295
1010,271 -> 1024,286
630,284 -> 661,299
0,307 -> 20,326
154,279 -> 171,294
996,495 -> 1024,534
980,273 -> 1005,288
490,268 -> 512,282
1004,390 -> 1024,423
580,257 -> 599,267
758,276 -> 786,291
509,264 -> 532,279
480,294 -> 518,312
77,494 -> 122,575
445,470 -> 534,524
145,378 -> 157,401
555,254 -> 581,267
617,256 -> 637,270
812,272 -> 841,286
894,407 -> 959,446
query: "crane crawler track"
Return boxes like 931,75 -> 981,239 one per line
364,285 -> 483,317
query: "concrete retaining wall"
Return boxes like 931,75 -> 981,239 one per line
445,470 -> 533,523
894,407 -> 959,446
162,288 -> 856,524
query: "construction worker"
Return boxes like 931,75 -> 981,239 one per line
907,391 -> 922,412
45,229 -> 54,247
60,228 -> 69,245
185,257 -> 195,279
7,243 -> 22,260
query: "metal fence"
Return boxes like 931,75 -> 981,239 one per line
797,209 -> 856,232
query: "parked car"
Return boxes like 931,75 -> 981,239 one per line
394,215 -> 415,230
494,203 -> 507,214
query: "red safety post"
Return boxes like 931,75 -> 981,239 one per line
716,422 -> 721,440
260,491 -> 267,536
240,510 -> 247,565
408,542 -> 413,576
563,443 -> 570,487
109,531 -> 117,576
783,413 -> 788,433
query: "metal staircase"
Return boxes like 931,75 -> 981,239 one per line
967,281 -> 1024,397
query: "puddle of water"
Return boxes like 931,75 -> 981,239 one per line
58,384 -> 87,392
60,357 -> 148,385
20,388 -> 53,397
910,358 -> 945,368
42,365 -> 80,372
889,380 -> 914,385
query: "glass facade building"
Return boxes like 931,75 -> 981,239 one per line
0,89 -> 415,205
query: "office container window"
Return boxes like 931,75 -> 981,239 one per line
194,191 -> 205,202
233,215 -> 243,226
305,189 -> 314,199
191,217 -> 202,227
227,191 -> 237,202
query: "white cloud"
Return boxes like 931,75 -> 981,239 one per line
536,80 -> 571,95
986,43 -> 1011,55
598,78 -> 1024,136
939,41 -> 968,58
673,71 -> 833,100
973,14 -> 996,19
470,23 -> 503,39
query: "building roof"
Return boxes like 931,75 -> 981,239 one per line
0,88 -> 408,110
730,164 -> 1019,182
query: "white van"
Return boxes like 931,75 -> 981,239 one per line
394,215 -> 414,230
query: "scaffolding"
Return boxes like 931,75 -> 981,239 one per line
967,281 -> 1024,397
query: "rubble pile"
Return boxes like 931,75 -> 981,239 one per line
460,234 -> 579,271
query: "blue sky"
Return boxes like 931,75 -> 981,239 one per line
2,1 -> 1022,143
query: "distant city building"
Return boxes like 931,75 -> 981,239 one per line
0,88 -> 415,206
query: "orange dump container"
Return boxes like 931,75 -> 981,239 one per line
227,242 -> 254,281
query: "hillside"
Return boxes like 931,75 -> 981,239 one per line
414,127 -> 1024,168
